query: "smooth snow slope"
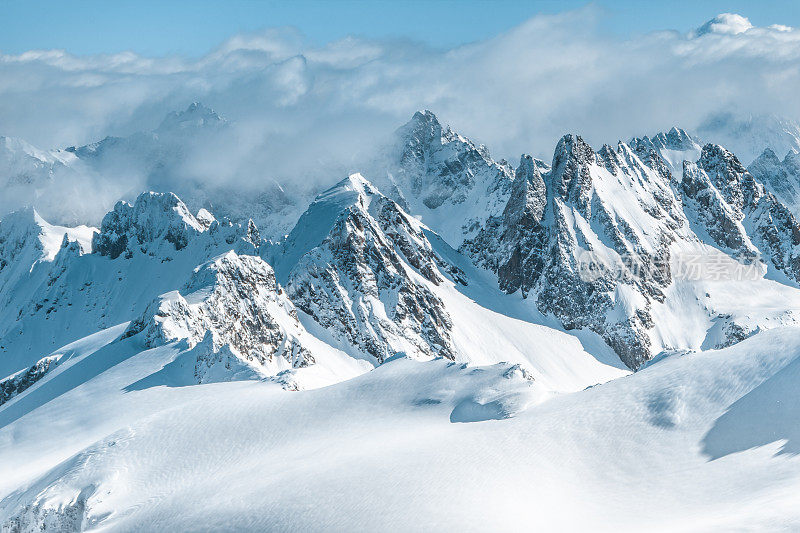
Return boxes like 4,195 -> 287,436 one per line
2,327 -> 800,531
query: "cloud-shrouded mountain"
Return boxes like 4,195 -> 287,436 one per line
3,9 -> 800,227
749,147 -> 800,215
697,113 -> 800,166
3,107 -> 800,528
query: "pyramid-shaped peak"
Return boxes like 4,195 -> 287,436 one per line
667,126 -> 691,140
754,147 -> 780,163
397,109 -> 445,140
517,154 -> 540,177
553,134 -> 595,165
316,173 -> 380,204
410,110 -> 440,126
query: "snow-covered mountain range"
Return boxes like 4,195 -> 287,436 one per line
2,108 -> 800,530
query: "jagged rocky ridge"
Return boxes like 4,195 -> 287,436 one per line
683,144 -> 800,282
1,110 -> 800,383
0,103 -> 305,240
629,127 -> 703,178
749,148 -> 800,216
0,354 -> 62,407
462,131 -> 800,369
373,110 -> 517,247
0,190 -> 376,396
0,192 -> 266,379
463,135 -> 687,369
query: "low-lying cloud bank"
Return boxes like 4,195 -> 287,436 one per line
2,8 -> 800,218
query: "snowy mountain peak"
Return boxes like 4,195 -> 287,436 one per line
156,102 -> 226,133
697,112 -> 800,165
755,147 -> 781,164
551,134 -> 596,213
749,147 -> 800,215
92,191 -> 206,259
696,143 -> 761,210
628,127 -> 702,179
402,110 -> 443,142
683,145 -> 800,285
0,206 -> 95,276
0,207 -> 44,270
278,172 -> 466,363
318,172 -> 380,204
383,111 -> 513,246
663,127 -> 699,150
124,250 -> 316,383
271,173 -> 383,280
503,154 -> 546,227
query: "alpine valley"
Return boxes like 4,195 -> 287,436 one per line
2,105 -> 800,531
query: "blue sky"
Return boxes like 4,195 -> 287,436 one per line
3,0 -> 800,56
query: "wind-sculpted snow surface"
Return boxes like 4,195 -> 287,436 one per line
3,328 -> 800,531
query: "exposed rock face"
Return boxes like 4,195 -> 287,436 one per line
2,111 -> 800,381
395,110 -> 510,209
384,111 -> 514,246
629,126 -> 703,179
684,144 -> 800,284
283,174 -> 464,363
681,159 -> 755,259
0,191 -> 264,380
464,135 -> 687,369
537,137 -> 681,369
0,354 -> 62,407
551,135 -> 596,216
91,191 -> 263,262
92,192 -> 206,258
125,251 -> 314,381
462,155 -> 548,296
656,127 -> 702,152
463,133 -> 800,369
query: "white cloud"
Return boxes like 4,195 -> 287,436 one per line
1,7 -> 800,221
693,13 -> 754,37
